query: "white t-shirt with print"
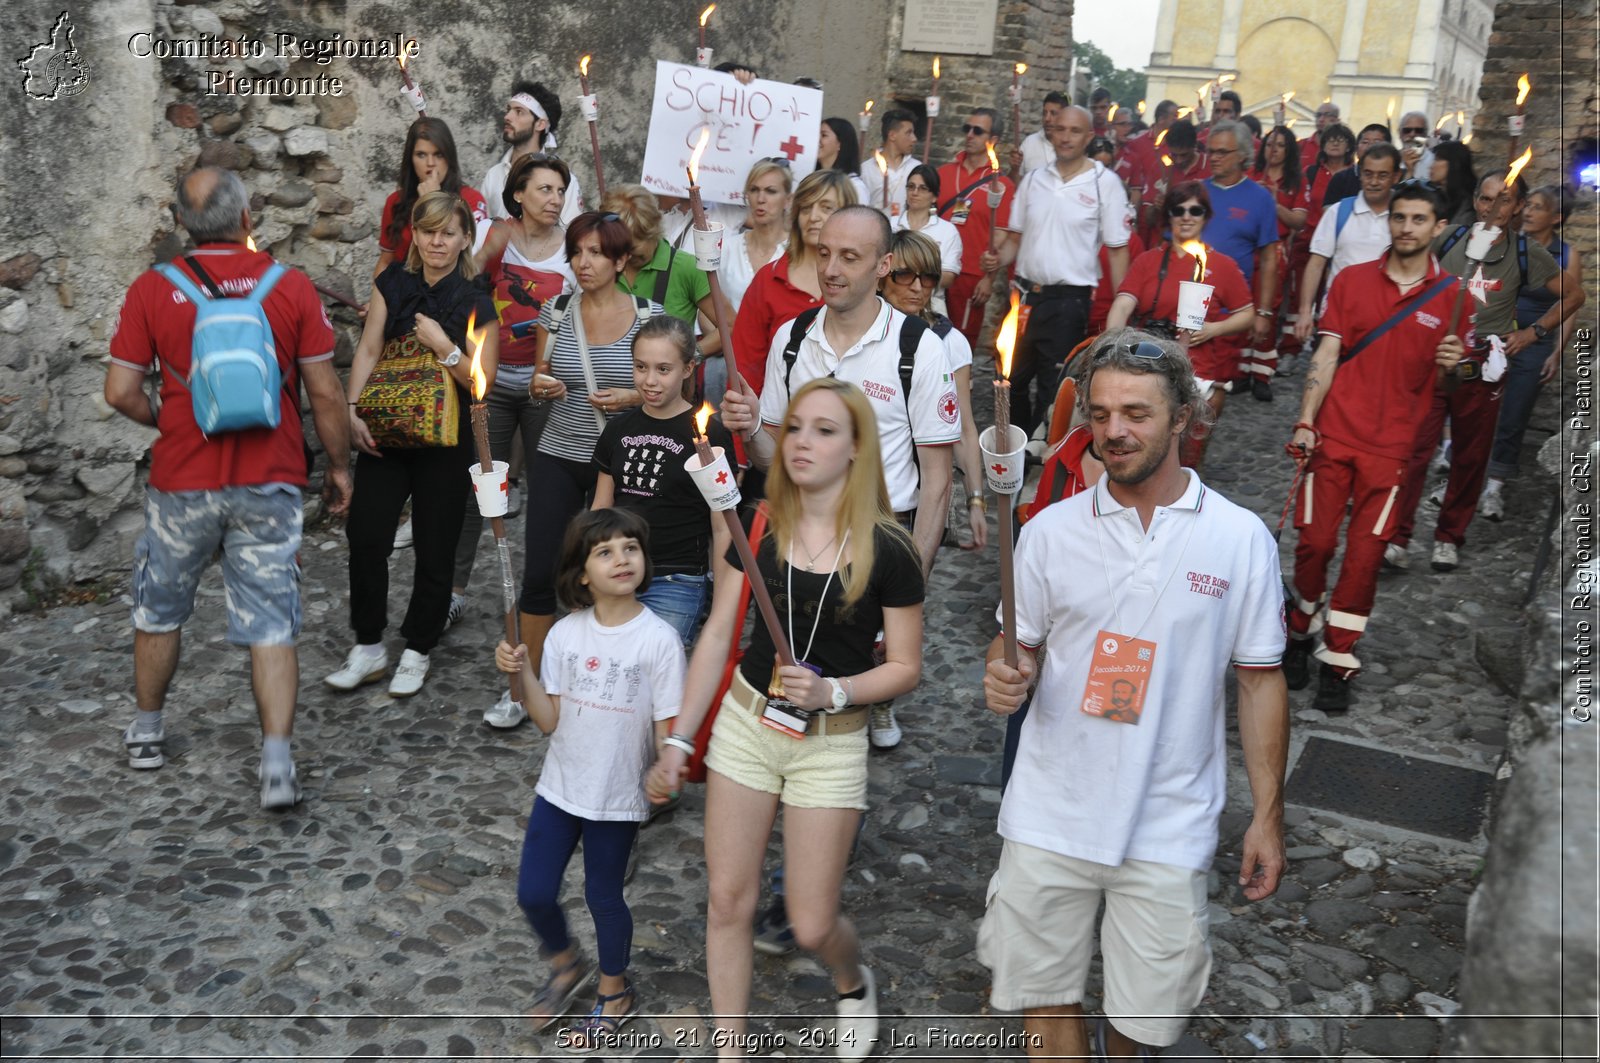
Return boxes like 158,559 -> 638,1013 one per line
538,606 -> 685,822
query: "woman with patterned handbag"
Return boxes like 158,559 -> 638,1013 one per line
328,192 -> 498,699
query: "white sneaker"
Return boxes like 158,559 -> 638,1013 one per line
869,704 -> 901,749
835,964 -> 879,1062
483,688 -> 527,729
1429,441 -> 1452,474
1382,543 -> 1411,571
1479,479 -> 1505,521
387,649 -> 430,697
1431,541 -> 1459,572
1425,483 -> 1445,508
393,518 -> 414,549
260,764 -> 303,811
324,644 -> 388,691
445,592 -> 469,628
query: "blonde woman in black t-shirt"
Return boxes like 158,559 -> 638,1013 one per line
648,377 -> 925,1061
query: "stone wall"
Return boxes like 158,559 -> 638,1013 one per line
0,0 -> 1059,610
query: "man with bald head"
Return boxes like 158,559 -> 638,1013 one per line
983,105 -> 1132,440
105,167 -> 353,810
1301,101 -> 1342,169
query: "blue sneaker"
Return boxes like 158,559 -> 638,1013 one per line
753,899 -> 795,956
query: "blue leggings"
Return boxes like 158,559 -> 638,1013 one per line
517,795 -> 639,976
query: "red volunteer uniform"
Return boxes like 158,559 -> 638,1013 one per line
1136,155 -> 1210,247
1115,243 -> 1252,379
1290,254 -> 1460,677
730,256 -> 824,397
378,186 -> 490,264
1090,231 -> 1145,333
109,243 -> 336,492
937,152 -> 1016,347
1248,169 -> 1313,377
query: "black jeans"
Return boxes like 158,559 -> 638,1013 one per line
453,381 -> 549,589
1011,287 -> 1092,439
347,435 -> 473,654
520,451 -> 597,615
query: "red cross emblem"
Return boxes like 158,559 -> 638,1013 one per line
585,656 -> 600,672
715,470 -> 729,484
777,135 -> 805,161
991,462 -> 1008,476
942,396 -> 958,418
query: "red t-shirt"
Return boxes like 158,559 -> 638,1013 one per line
936,154 -> 1015,278
730,255 -> 822,396
1090,230 -> 1145,332
1116,242 -> 1253,379
1316,254 -> 1462,460
379,186 -> 490,261
1251,168 -> 1312,242
109,245 -> 335,492
1137,155 -> 1211,246
479,223 -> 573,367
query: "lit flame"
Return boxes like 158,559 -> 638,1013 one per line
932,57 -> 940,80
1197,80 -> 1211,98
1456,109 -> 1465,124
1137,99 -> 1147,114
873,150 -> 888,176
1435,113 -> 1450,131
694,402 -> 714,438
1015,62 -> 1027,76
467,310 -> 488,401
1161,153 -> 1173,167
1281,91 -> 1295,105
1174,107 -> 1191,120
580,54 -> 591,77
699,3 -> 715,27
1108,103 -> 1118,123
687,126 -> 710,183
246,235 -> 258,252
1154,128 -> 1169,147
397,50 -> 409,72
1218,73 -> 1236,85
1180,239 -> 1207,281
1386,97 -> 1395,119
1516,74 -> 1530,106
1506,147 -> 1533,186
1462,133 -> 1473,145
994,290 -> 1021,379
863,99 -> 874,115
1286,118 -> 1297,128
985,140 -> 1000,172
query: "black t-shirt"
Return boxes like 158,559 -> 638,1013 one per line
730,524 -> 925,690
594,407 -> 737,575
374,263 -> 495,401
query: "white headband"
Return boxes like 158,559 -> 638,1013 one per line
509,93 -> 558,150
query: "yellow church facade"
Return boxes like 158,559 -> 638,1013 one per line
1142,0 -> 1494,136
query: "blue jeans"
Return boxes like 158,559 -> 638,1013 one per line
1000,694 -> 1032,793
639,573 -> 710,647
1488,338 -> 1554,481
516,796 -> 639,977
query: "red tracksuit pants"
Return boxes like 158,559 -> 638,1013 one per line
946,273 -> 988,350
1290,437 -> 1408,678
1391,378 -> 1503,548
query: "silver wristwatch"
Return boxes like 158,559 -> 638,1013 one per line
440,345 -> 463,368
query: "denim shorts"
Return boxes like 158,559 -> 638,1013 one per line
638,572 -> 709,647
130,485 -> 303,645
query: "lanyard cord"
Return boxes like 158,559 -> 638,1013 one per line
1090,487 -> 1201,640
787,529 -> 851,666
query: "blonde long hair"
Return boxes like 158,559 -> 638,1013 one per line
764,377 -> 910,605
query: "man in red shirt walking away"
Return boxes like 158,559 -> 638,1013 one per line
1282,182 -> 1464,712
105,168 -> 353,809
937,108 -> 1016,348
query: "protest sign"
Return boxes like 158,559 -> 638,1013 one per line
640,61 -> 823,204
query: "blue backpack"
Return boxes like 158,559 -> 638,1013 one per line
154,257 -> 289,435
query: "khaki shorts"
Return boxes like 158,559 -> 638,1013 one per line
976,839 -> 1211,1047
703,688 -> 869,810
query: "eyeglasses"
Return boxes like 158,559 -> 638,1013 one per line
905,182 -> 932,194
1094,340 -> 1170,365
1400,127 -> 1427,136
961,123 -> 992,136
1201,146 -> 1237,156
1167,204 -> 1207,217
888,269 -> 940,287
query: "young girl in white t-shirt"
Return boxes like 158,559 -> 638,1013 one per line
494,507 -> 685,1047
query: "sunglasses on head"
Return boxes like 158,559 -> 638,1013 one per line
1094,340 -> 1170,365
1394,178 -> 1439,193
888,269 -> 940,287
1168,204 -> 1207,217
961,123 -> 992,136
762,156 -> 793,169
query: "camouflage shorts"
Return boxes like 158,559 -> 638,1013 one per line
131,485 -> 303,645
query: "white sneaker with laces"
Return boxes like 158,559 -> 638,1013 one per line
1425,484 -> 1445,508
260,765 -> 303,811
835,964 -> 879,1062
868,704 -> 901,749
1383,543 -> 1411,571
483,688 -> 527,729
1431,541 -> 1459,572
324,644 -> 388,691
393,518 -> 414,549
388,649 -> 430,697
1478,479 -> 1505,521
123,719 -> 165,770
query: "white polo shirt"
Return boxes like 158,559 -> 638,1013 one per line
998,470 -> 1285,872
1019,129 -> 1054,175
1007,160 -> 1131,287
859,153 -> 920,219
1309,193 -> 1392,289
482,148 -> 586,226
761,299 -> 960,513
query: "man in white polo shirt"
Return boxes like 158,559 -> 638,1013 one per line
983,105 -> 1131,442
480,80 -> 584,225
721,204 -> 956,752
978,330 -> 1288,1060
1293,142 -> 1402,339
1014,91 -> 1069,176
861,109 -> 922,220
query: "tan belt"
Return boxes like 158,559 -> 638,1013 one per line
729,669 -> 870,736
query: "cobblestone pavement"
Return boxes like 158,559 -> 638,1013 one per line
1,354 -> 1555,1061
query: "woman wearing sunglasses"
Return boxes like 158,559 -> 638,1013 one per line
890,164 -> 961,316
1104,181 -> 1254,467
879,230 -> 985,550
